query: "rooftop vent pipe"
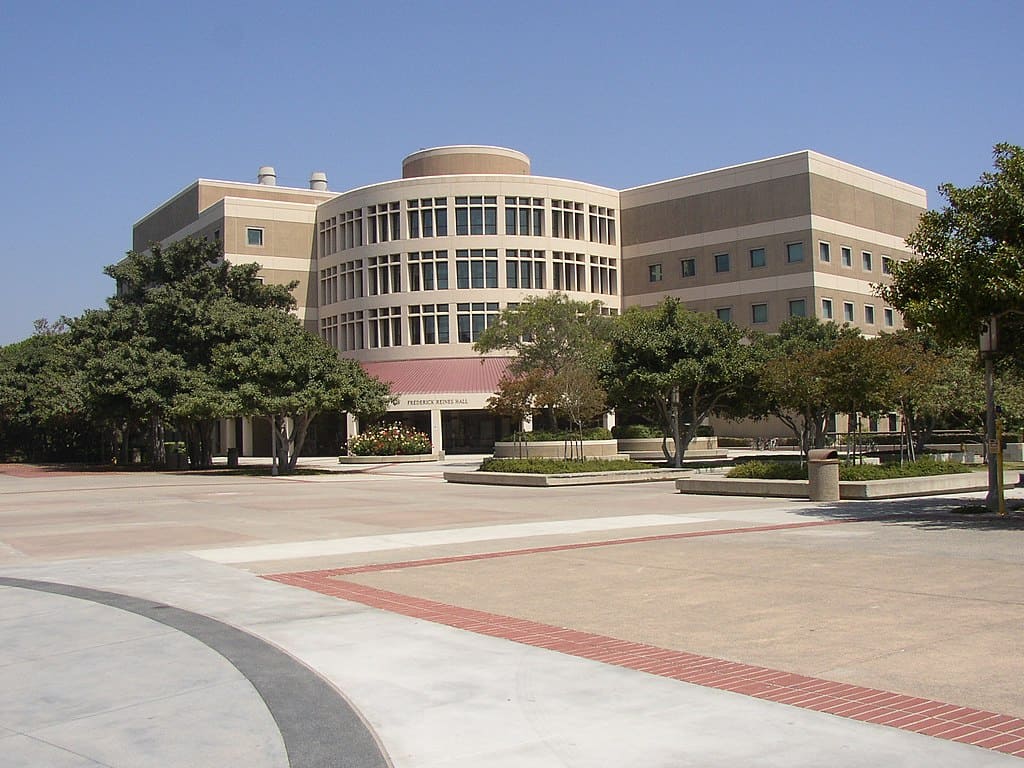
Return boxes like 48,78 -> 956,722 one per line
309,171 -> 328,191
257,166 -> 277,186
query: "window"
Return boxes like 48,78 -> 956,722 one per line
841,246 -> 852,267
864,304 -> 876,324
551,199 -> 585,239
246,227 -> 264,247
714,253 -> 730,273
505,250 -> 546,289
368,254 -> 401,296
318,217 -> 338,257
862,251 -> 873,271
884,308 -> 895,327
843,302 -> 855,322
788,299 -> 806,317
319,266 -> 339,305
213,229 -> 220,242
407,251 -> 449,291
749,248 -> 765,268
553,252 -> 587,291
821,298 -> 834,320
589,255 -> 617,295
588,205 -> 616,244
752,303 -> 768,324
340,311 -> 364,351
786,242 -> 804,263
818,242 -> 831,263
716,307 -> 732,323
455,196 -> 497,235
408,304 -> 450,345
408,198 -> 448,239
649,263 -> 663,283
368,202 -> 401,243
368,306 -> 402,348
320,315 -> 338,350
340,259 -> 364,299
456,302 -> 499,343
455,249 -> 498,289
881,255 -> 893,275
340,208 -> 363,250
681,258 -> 696,277
505,197 -> 545,236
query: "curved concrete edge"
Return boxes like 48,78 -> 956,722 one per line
0,577 -> 391,768
339,453 -> 440,464
675,471 -> 1007,500
445,469 -> 693,487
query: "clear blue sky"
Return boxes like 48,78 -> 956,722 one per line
1,0 -> 1021,344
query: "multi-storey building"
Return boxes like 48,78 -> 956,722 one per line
132,145 -> 926,454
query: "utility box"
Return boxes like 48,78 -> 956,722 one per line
807,448 -> 840,502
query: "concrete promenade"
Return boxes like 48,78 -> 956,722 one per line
1,457 -> 1023,766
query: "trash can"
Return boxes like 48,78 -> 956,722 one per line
227,448 -> 239,469
807,448 -> 840,502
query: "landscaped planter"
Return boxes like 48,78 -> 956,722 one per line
339,453 -> 441,464
444,468 -> 693,487
492,439 -> 624,460
674,470 -> 1012,500
617,436 -> 726,461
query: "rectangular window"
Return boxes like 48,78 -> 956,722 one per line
862,251 -> 873,271
881,255 -> 893,275
246,227 -> 264,247
505,250 -> 546,289
818,242 -> 831,263
716,307 -> 732,323
587,204 -> 617,244
649,263 -> 663,282
553,252 -> 587,291
843,302 -> 855,322
752,303 -> 768,324
407,251 -> 449,292
864,304 -> 876,324
551,199 -> 585,240
681,258 -> 696,277
455,249 -> 498,288
505,197 -> 545,236
407,198 -> 447,239
456,302 -> 499,343
749,248 -> 765,268
455,196 -> 497,236
821,298 -> 834,320
714,253 -> 730,273
367,254 -> 402,296
589,255 -> 617,295
367,202 -> 401,243
340,209 -> 363,250
788,299 -> 806,317
884,308 -> 895,327
408,304 -> 450,345
368,306 -> 402,348
340,311 -> 364,351
319,266 -> 339,305
320,315 -> 339,350
786,242 -> 804,263
841,246 -> 852,268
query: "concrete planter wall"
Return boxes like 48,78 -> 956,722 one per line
617,436 -> 725,460
339,453 -> 441,464
492,439 -> 622,459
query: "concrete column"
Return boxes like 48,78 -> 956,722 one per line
430,409 -> 443,457
346,412 -> 359,437
603,409 -> 616,432
242,418 -> 254,456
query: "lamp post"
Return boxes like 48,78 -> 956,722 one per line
980,317 -> 1001,512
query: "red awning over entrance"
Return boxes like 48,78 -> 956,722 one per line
361,357 -> 513,396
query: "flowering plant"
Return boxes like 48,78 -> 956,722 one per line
347,422 -> 432,456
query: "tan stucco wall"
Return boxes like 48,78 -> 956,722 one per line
402,146 -> 530,178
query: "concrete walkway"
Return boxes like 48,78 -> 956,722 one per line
1,460 -> 1022,766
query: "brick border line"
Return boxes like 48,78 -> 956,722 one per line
267,561 -> 1024,757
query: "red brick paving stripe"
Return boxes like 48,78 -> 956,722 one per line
265,570 -> 1024,758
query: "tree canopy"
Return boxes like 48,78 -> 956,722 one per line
879,143 -> 1024,357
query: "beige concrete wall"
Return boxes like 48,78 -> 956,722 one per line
133,184 -> 200,251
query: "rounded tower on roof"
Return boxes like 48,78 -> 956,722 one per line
401,145 -> 531,178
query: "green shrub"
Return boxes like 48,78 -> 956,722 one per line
514,427 -> 613,442
727,458 -> 974,481
717,436 -> 754,448
612,424 -> 664,439
479,457 -> 652,474
348,423 -> 432,456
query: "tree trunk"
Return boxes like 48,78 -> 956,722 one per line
150,416 -> 165,466
670,387 -> 682,468
286,414 -> 313,472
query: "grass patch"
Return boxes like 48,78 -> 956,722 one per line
727,458 -> 975,481
479,457 -> 653,474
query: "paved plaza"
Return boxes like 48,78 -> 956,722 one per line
1,457 -> 1023,766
